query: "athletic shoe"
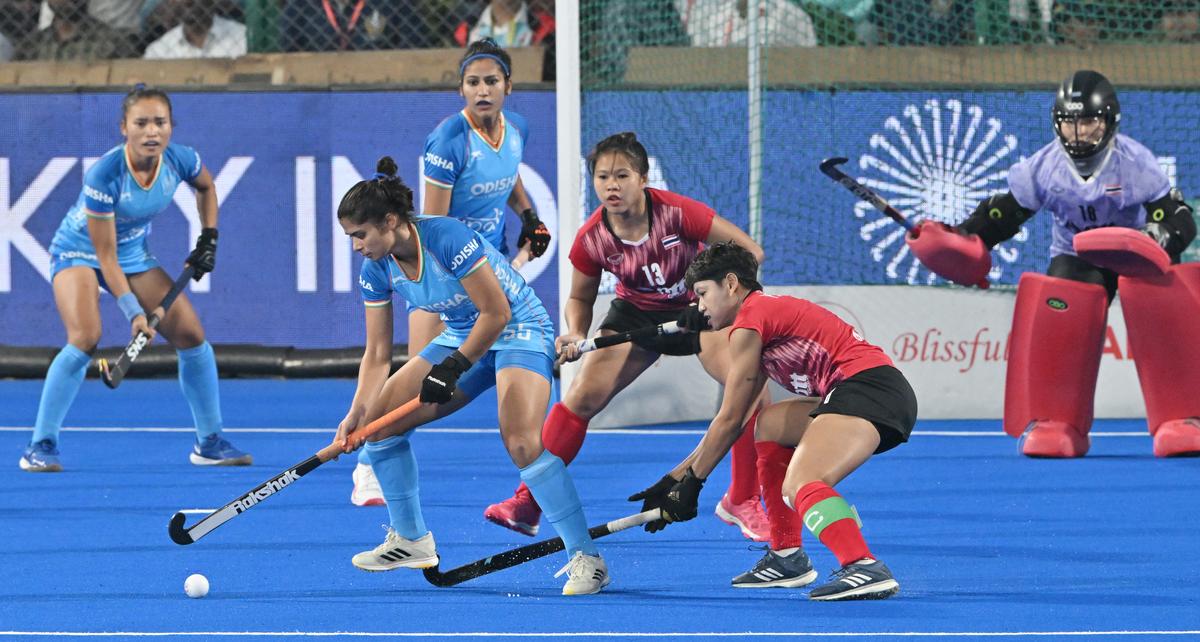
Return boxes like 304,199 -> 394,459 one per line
1152,419 -> 1200,458
18,439 -> 62,473
351,462 -> 386,506
1020,420 -> 1089,458
731,548 -> 818,588
484,486 -> 541,536
715,493 -> 769,541
189,434 -> 253,466
808,558 -> 900,601
554,551 -> 610,596
352,527 -> 439,571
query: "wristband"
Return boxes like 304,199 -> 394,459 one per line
520,208 -> 539,225
446,349 -> 472,374
117,292 -> 145,323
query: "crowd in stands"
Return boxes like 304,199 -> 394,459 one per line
0,0 -> 1197,75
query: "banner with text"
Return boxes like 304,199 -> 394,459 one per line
0,91 -> 558,348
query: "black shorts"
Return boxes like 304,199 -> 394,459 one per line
597,298 -> 701,356
810,365 -> 917,454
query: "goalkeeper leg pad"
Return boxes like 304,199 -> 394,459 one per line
1004,273 -> 1108,458
1118,264 -> 1200,457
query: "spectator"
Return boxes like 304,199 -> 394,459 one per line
874,0 -> 975,45
581,0 -> 689,87
453,0 -> 553,48
280,0 -> 435,52
452,0 -> 555,80
1,0 -> 41,61
37,0 -> 144,32
1052,0 -> 1104,46
677,0 -> 816,47
18,0 -> 135,60
974,0 -> 1053,44
143,0 -> 246,58
1162,0 -> 1200,42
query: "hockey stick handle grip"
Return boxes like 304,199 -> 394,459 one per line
147,265 -> 196,328
316,397 -> 422,463
574,321 -> 683,354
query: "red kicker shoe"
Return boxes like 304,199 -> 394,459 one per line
715,493 -> 769,542
484,486 -> 541,536
1019,421 -> 1090,458
1152,419 -> 1200,458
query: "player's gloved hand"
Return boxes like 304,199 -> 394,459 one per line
905,220 -> 991,289
676,303 -> 710,333
186,227 -> 219,280
518,208 -> 551,259
661,467 -> 705,523
1143,222 -> 1172,250
420,350 -> 472,404
628,474 -> 677,533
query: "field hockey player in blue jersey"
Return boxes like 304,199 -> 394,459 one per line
19,86 -> 251,473
332,157 -> 609,595
349,38 -> 552,506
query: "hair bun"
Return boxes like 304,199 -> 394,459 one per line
375,156 -> 398,177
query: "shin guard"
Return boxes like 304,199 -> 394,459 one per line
1004,273 -> 1108,457
1118,264 -> 1200,457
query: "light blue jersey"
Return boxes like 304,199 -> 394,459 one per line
1008,134 -> 1171,258
358,215 -> 553,356
49,142 -> 202,276
422,109 -> 528,255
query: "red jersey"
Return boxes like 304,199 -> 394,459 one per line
731,291 -> 894,398
569,188 -> 715,311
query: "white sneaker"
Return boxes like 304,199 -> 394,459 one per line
352,527 -> 438,571
351,463 -> 385,506
554,551 -> 610,596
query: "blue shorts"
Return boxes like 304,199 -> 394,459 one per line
419,343 -> 553,400
49,237 -> 159,281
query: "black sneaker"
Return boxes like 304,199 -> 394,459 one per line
808,558 -> 899,601
731,548 -> 818,588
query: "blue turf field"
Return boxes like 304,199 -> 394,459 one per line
1,379 -> 1198,641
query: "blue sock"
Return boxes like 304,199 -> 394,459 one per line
520,449 -> 597,557
366,434 -> 427,540
177,342 -> 222,440
32,344 -> 92,445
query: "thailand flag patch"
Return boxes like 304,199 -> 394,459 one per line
661,234 -> 681,249
1104,184 -> 1123,195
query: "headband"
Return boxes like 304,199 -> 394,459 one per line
460,53 -> 510,78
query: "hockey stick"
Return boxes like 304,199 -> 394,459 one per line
819,157 -> 916,232
98,265 -> 195,389
423,508 -> 662,587
168,397 -> 422,545
572,321 -> 683,354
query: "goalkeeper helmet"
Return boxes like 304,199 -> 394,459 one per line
1052,70 -> 1120,176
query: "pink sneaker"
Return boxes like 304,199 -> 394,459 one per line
1020,421 -> 1089,458
715,493 -> 769,542
484,487 -> 541,536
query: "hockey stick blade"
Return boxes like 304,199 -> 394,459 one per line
819,157 -> 916,232
167,397 -> 421,545
101,265 -> 196,389
422,509 -> 662,587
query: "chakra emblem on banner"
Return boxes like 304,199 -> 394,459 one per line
855,99 -> 1027,284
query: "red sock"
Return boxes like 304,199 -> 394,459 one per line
726,410 -> 760,504
516,403 -> 589,501
756,440 -> 801,550
794,481 -> 872,566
